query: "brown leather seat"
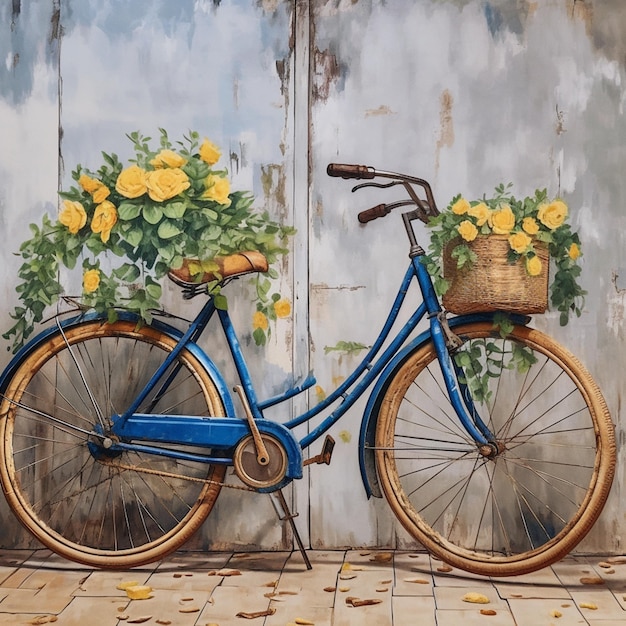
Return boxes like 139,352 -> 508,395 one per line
168,250 -> 269,286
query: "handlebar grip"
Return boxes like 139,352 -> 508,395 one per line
327,163 -> 376,179
358,204 -> 390,223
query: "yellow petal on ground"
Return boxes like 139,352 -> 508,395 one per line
295,619 -> 315,625
462,592 -> 490,604
124,585 -> 153,600
116,581 -> 140,590
370,552 -> 393,562
579,602 -> 598,610
404,578 -> 429,584
550,610 -> 562,618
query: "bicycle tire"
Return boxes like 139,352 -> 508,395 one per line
375,321 -> 615,576
0,319 -> 227,569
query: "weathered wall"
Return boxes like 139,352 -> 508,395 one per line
1,0 -> 625,553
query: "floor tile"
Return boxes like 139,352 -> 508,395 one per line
508,597 -> 586,625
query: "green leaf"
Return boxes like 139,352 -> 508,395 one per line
157,220 -> 182,239
118,202 -> 142,220
143,204 -> 164,224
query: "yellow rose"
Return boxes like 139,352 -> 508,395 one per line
537,200 -> 568,230
116,165 -> 148,199
78,174 -> 101,194
91,200 -> 118,243
526,255 -> 542,276
508,231 -> 532,254
489,204 -> 516,234
83,269 -> 101,293
522,217 -> 539,235
457,220 -> 478,242
252,311 -> 269,330
150,149 -> 187,169
467,202 -> 491,226
199,138 -> 221,165
569,242 -> 581,260
451,198 -> 470,215
59,200 -> 87,234
146,167 -> 190,202
273,299 -> 291,318
92,183 -> 111,204
202,175 -> 232,206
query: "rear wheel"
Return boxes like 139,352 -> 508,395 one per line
375,322 -> 615,576
0,319 -> 226,569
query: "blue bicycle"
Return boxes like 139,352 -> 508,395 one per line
0,164 -> 615,576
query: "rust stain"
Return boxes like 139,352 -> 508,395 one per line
313,47 -> 341,102
260,163 -> 288,217
435,89 -> 454,173
365,105 -> 395,117
555,104 -> 567,136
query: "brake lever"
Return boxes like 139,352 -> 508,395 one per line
351,180 -> 403,193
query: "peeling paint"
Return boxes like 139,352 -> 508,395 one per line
365,104 -> 395,117
313,46 -> 341,101
435,89 -> 454,173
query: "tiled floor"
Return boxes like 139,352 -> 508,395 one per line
0,548 -> 625,625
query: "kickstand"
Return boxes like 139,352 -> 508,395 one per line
270,489 -> 312,570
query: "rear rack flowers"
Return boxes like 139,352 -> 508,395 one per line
4,130 -> 295,352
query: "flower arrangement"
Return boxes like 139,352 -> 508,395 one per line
4,129 -> 295,352
422,183 -> 585,325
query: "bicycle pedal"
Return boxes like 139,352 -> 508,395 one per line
303,435 -> 335,466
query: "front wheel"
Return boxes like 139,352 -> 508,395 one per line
0,319 -> 227,569
375,322 -> 615,577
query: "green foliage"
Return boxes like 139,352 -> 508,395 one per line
422,184 -> 586,325
324,341 -> 371,356
4,130 -> 295,352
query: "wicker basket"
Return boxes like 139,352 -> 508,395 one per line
442,235 -> 549,314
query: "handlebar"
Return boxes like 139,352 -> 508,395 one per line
327,162 -> 439,224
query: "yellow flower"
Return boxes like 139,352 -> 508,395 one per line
199,138 -> 221,165
202,175 -> 232,206
116,165 -> 148,199
467,202 -> 491,226
59,200 -> 87,234
489,204 -> 515,234
146,167 -> 190,202
508,231 -> 532,254
92,183 -> 111,204
537,200 -> 568,230
569,242 -> 581,260
91,201 -> 118,243
457,219 -> 478,242
451,198 -> 470,215
78,174 -> 101,194
522,217 -> 539,235
83,269 -> 101,293
150,149 -> 187,169
252,311 -> 269,330
526,255 -> 542,276
273,299 -> 291,318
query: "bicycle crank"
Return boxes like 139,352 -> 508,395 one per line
233,433 -> 288,489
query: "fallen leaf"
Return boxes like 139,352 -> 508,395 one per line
156,620 -> 172,625
437,565 -> 453,573
236,608 -> 276,619
28,618 -> 58,625
345,597 -> 383,607
294,619 -> 315,625
480,609 -> 497,616
118,616 -> 129,621
125,585 -> 154,600
462,592 -> 490,604
597,561 -> 612,568
323,586 -> 336,593
510,594 -> 523,598
376,587 -> 389,593
179,606 -> 200,613
339,574 -> 357,580
127,617 -> 152,624
369,552 -> 393,563
278,590 -> 299,596
607,556 -> 626,564
173,573 -> 183,578
404,578 -> 429,584
580,576 -> 604,585
379,579 -> 392,585
338,587 -> 350,592
263,580 -> 278,588
116,581 -> 140,590
550,610 -> 562,618
180,597 -> 195,602
217,569 -> 242,576
579,602 -> 598,610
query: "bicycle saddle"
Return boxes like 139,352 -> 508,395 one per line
168,250 -> 269,287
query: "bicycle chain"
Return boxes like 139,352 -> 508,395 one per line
100,458 -> 256,492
